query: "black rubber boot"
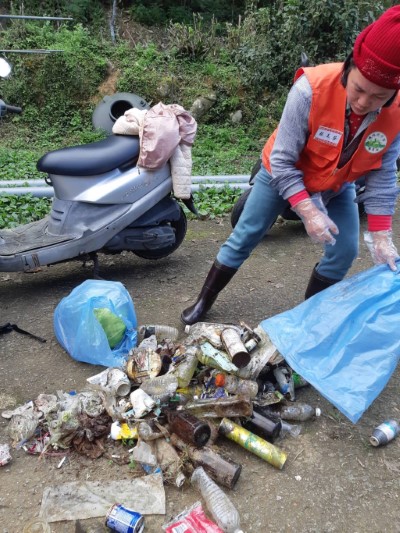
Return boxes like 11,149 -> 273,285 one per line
181,260 -> 237,325
305,264 -> 339,299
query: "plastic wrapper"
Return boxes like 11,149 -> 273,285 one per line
163,501 -> 224,532
54,280 -> 137,367
261,263 -> 400,423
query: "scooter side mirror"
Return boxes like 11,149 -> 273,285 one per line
0,58 -> 11,78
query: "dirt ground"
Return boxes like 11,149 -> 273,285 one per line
1,214 -> 400,533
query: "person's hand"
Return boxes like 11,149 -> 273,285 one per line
364,230 -> 399,271
292,198 -> 338,245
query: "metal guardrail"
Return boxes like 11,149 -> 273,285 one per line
0,176 -> 251,198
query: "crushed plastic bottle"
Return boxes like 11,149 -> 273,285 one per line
191,466 -> 243,533
140,374 -> 179,403
168,346 -> 199,388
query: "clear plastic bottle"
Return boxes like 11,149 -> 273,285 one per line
213,372 -> 258,398
138,324 -> 179,343
191,466 -> 243,533
270,402 -> 321,422
139,374 -> 179,403
168,346 -> 199,388
280,420 -> 302,438
185,322 -> 241,348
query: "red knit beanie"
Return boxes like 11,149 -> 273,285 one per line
353,6 -> 400,89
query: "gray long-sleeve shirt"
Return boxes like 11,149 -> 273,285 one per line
269,74 -> 400,215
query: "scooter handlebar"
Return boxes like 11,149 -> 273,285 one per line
5,104 -> 22,114
0,99 -> 22,117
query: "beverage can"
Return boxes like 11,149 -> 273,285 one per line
105,503 -> 144,532
369,419 -> 399,447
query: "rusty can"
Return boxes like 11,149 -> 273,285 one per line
220,327 -> 250,368
105,504 -> 144,532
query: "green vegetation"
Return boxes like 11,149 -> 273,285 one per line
0,0 -> 389,228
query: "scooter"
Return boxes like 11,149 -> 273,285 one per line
0,58 -> 195,275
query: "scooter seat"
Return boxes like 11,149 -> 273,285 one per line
37,134 -> 140,176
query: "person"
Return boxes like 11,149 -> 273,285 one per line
181,5 -> 400,326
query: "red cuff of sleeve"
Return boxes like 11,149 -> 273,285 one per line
367,215 -> 392,232
288,190 -> 310,207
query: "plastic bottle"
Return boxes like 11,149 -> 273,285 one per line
213,372 -> 258,399
183,395 -> 252,418
138,421 -> 165,441
262,402 -> 321,422
168,346 -> 199,388
184,322 -> 234,348
370,419 -> 399,446
280,420 -> 302,438
191,466 -> 243,533
139,374 -> 179,403
138,324 -> 179,343
197,342 -> 239,373
273,367 -> 295,401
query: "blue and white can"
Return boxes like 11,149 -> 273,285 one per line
105,503 -> 144,533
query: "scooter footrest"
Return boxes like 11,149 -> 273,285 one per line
0,217 -> 74,256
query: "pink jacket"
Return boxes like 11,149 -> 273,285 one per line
112,102 -> 197,199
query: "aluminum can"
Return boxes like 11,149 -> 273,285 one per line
370,419 -> 399,447
105,504 -> 144,532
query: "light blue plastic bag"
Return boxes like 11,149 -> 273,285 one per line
261,263 -> 400,423
54,279 -> 137,367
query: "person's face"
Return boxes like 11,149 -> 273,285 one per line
346,67 -> 396,115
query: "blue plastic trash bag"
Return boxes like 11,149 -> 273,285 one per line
54,280 -> 137,367
260,263 -> 400,423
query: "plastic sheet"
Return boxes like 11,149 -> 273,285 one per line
261,263 -> 400,423
54,280 -> 137,367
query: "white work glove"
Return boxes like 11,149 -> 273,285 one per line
292,196 -> 338,245
364,230 -> 399,272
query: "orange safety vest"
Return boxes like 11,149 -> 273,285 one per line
262,63 -> 400,193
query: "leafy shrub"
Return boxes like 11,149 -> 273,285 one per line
0,194 -> 52,229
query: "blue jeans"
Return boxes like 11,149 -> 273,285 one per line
217,164 -> 359,281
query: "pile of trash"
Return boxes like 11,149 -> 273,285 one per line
1,320 -> 324,531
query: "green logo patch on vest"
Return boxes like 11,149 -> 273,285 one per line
364,132 -> 387,154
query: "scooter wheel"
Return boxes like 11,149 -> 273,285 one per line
133,205 -> 187,260
230,188 -> 278,231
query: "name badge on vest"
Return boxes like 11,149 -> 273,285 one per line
314,126 -> 342,146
